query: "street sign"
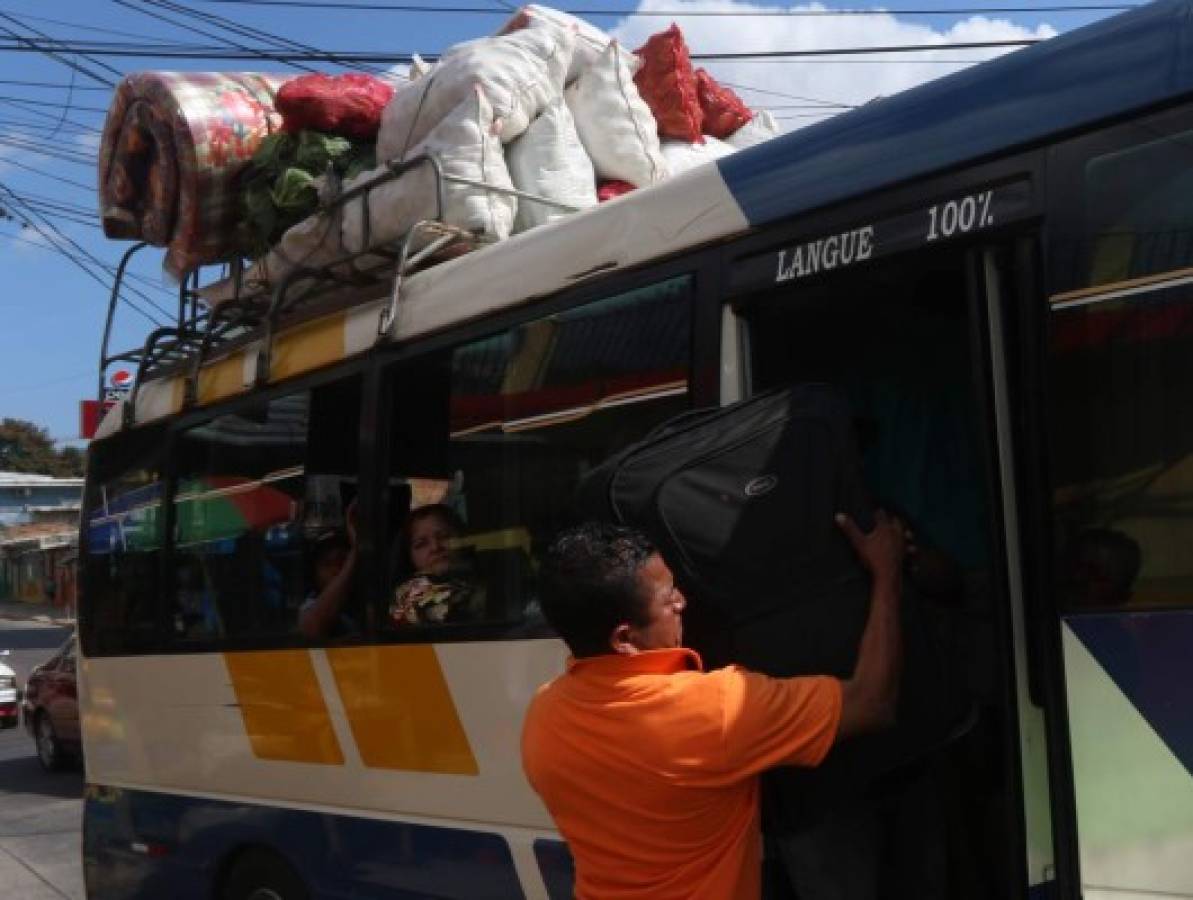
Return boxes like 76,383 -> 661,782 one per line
80,399 -> 116,440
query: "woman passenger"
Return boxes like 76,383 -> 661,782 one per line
389,504 -> 485,626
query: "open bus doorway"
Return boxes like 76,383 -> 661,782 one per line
738,247 -> 1020,900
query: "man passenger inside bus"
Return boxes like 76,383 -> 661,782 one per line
296,527 -> 358,639
521,514 -> 905,900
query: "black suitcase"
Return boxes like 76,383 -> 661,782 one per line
577,383 -> 971,830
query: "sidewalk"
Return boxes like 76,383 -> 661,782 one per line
0,599 -> 74,627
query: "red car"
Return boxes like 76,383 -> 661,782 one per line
0,650 -> 16,729
22,635 -> 82,771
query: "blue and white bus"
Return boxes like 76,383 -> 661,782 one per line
81,2 -> 1193,897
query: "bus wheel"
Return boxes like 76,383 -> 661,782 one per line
221,849 -> 309,900
33,712 -> 65,772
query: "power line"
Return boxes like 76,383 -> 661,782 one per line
0,9 -> 214,44
179,0 -> 396,76
113,0 -> 321,73
21,191 -> 97,215
0,183 -> 169,327
0,158 -> 95,192
41,64 -> 77,143
0,93 -> 108,113
695,40 -> 1038,60
0,36 -> 1043,60
189,0 -> 1137,14
133,0 -> 393,76
0,188 -> 180,310
0,116 -> 103,134
20,200 -> 99,226
0,135 -> 95,166
20,195 -> 96,216
709,57 -> 1008,64
0,15 -> 121,87
0,184 -> 175,316
0,354 -> 95,399
0,79 -> 111,92
18,206 -> 98,229
716,81 -> 855,108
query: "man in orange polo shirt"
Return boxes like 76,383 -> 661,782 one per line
521,514 -> 904,900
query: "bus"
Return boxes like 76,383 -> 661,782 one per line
79,1 -> 1193,897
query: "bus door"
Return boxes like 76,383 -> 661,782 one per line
738,238 -> 1031,899
1039,105 -> 1193,899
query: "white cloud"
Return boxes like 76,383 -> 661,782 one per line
607,1 -> 1057,131
74,131 -> 102,153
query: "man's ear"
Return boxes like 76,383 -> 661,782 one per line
609,622 -> 637,655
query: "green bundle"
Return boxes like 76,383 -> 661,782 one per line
239,130 -> 376,259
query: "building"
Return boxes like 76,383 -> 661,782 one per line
0,472 -> 82,526
0,472 -> 83,611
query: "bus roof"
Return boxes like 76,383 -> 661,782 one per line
102,0 -> 1193,438
718,0 -> 1193,228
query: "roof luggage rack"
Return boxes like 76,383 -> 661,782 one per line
98,155 -> 577,431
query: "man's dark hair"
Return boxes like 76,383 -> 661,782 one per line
539,522 -> 656,658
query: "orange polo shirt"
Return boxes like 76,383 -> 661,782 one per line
521,648 -> 842,900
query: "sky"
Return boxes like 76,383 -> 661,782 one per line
0,0 -> 1136,447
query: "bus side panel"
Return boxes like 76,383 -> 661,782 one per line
82,785 -> 531,899
78,641 -> 565,832
1061,611 -> 1193,897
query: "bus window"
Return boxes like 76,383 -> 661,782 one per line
81,424 -> 166,655
382,276 -> 693,637
1050,107 -> 1193,293
1049,284 -> 1193,612
169,377 -> 362,645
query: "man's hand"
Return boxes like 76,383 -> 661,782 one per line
835,510 -> 905,741
345,498 -> 359,549
835,510 -> 905,588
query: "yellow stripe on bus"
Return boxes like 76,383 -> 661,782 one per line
270,314 -> 345,382
326,645 -> 479,776
198,354 -> 247,405
224,650 -> 345,765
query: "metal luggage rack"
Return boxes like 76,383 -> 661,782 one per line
99,155 -> 578,430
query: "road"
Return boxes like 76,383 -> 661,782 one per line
0,619 -> 84,900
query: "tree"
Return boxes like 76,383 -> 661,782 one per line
0,419 -> 84,477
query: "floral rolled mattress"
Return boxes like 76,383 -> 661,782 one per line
97,71 -> 288,278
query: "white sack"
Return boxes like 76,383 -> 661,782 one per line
564,41 -> 667,189
498,5 -> 611,84
376,27 -> 573,161
409,54 -> 434,81
506,97 -> 596,233
660,135 -> 736,175
724,110 -> 781,149
344,87 -> 516,271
